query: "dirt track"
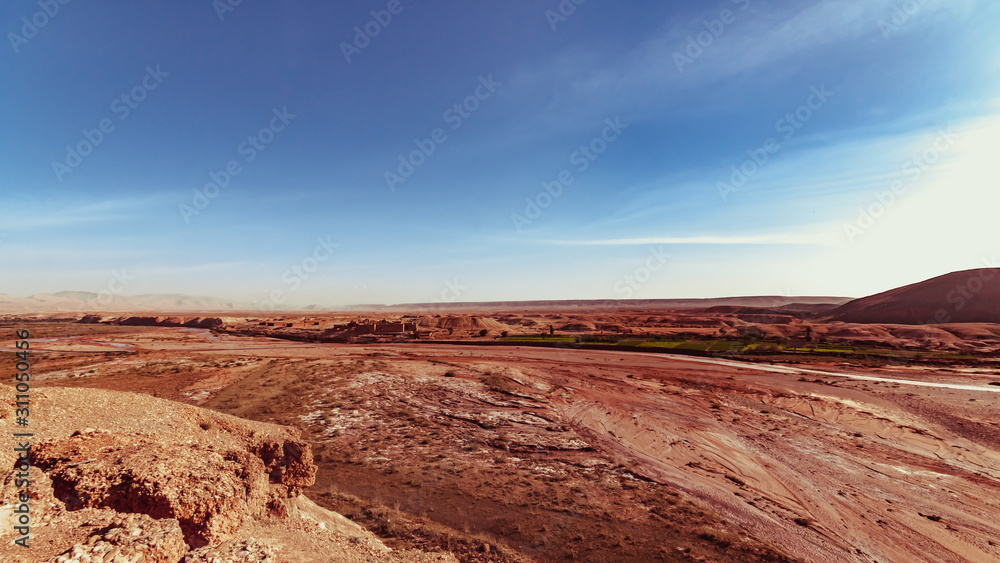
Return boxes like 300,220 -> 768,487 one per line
24,326 -> 1000,562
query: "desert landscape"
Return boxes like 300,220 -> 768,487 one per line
7,1 -> 997,560
3,269 -> 1000,561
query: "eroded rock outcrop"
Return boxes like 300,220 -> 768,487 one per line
0,387 -> 454,563
33,430 -> 279,546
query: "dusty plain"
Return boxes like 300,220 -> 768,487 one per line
4,306 -> 1000,562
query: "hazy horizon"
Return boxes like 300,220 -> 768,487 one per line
0,288 -> 859,310
3,1 -> 998,307
7,265 -> 1000,309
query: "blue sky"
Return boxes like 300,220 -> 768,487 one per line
2,0 -> 999,307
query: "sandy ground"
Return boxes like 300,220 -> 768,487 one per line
13,324 -> 1000,562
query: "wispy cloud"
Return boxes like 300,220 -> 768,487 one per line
1,197 -> 161,230
530,233 -> 824,246
591,105 -> 991,236
690,0 -> 964,81
508,0 -> 976,126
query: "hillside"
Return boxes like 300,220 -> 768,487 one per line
828,269 -> 1000,324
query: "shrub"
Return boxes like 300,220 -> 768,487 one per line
481,374 -> 518,394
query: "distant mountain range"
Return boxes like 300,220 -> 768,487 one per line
0,292 -> 250,313
0,292 -> 851,314
350,296 -> 853,313
5,270 -> 999,325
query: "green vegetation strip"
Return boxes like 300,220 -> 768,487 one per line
498,336 -> 955,360
501,336 -> 578,343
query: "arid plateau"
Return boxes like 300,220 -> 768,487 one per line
4,269 -> 1000,562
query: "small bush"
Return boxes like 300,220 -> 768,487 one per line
482,374 -> 518,394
